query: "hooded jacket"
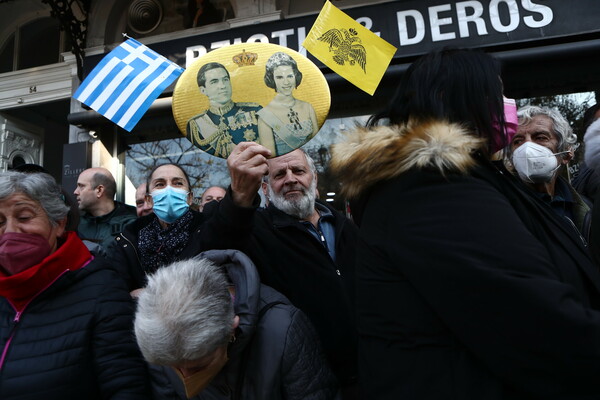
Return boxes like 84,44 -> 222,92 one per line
330,121 -> 600,400
149,249 -> 339,400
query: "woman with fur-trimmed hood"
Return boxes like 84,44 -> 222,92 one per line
330,48 -> 600,399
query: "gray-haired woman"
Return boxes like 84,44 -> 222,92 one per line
0,171 -> 151,400
135,249 -> 340,400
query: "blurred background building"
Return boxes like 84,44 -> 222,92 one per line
1,0 -> 599,210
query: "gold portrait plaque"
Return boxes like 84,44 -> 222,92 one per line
172,42 -> 331,159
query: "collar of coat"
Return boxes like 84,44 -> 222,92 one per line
0,231 -> 92,311
266,199 -> 337,228
330,120 -> 486,198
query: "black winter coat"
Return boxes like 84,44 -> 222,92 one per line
109,194 -> 254,291
0,254 -> 151,399
149,249 -> 340,400
241,201 -> 359,384
331,121 -> 600,400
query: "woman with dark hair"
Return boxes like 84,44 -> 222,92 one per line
109,163 -> 253,295
331,48 -> 600,399
258,52 -> 318,156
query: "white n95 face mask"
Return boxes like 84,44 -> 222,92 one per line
512,141 -> 562,183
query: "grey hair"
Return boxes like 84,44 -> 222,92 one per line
303,150 -> 318,176
0,172 -> 69,225
134,257 -> 234,366
263,149 -> 317,183
517,105 -> 577,153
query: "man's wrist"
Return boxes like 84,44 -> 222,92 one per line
228,186 -> 259,208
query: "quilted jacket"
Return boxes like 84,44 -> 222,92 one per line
0,233 -> 151,400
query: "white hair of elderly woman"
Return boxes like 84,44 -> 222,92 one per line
134,257 -> 235,365
0,171 -> 69,225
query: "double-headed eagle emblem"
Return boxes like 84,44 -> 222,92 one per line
317,27 -> 367,73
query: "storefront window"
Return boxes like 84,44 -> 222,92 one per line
0,34 -> 15,73
0,17 -> 65,73
125,137 -> 228,204
18,18 -> 61,69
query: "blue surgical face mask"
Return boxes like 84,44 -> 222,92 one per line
151,186 -> 190,224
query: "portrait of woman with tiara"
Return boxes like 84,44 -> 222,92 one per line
257,52 -> 319,156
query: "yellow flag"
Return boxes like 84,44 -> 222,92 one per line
303,0 -> 396,96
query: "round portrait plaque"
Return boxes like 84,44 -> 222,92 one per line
172,42 -> 331,158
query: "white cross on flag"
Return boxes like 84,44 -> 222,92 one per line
73,38 -> 184,132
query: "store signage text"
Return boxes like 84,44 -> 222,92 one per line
184,0 -> 554,66
83,0 -> 600,75
397,0 -> 552,45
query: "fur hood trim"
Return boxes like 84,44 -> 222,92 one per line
330,120 -> 485,198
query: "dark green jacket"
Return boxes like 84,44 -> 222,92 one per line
77,201 -> 136,250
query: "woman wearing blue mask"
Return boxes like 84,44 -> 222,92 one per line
147,164 -> 193,225
108,163 -> 253,297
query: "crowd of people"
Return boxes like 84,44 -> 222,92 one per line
1,47 -> 600,400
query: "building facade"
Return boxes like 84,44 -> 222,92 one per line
1,0 -> 600,205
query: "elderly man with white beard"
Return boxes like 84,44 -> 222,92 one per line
226,144 -> 360,400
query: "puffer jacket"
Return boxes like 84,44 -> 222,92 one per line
331,121 -> 600,400
0,232 -> 151,399
149,249 -> 340,400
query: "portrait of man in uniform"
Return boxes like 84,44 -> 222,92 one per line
186,62 -> 262,157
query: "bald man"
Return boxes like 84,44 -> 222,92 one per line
199,186 -> 227,211
74,167 -> 136,250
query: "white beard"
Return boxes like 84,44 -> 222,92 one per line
267,177 -> 316,220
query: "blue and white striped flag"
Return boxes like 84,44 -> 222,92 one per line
74,38 -> 184,132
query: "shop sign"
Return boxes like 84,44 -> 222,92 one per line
84,0 -> 600,73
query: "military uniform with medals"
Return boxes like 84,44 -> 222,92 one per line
186,100 -> 262,157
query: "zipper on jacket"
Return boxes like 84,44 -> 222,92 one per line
117,233 -> 142,269
564,216 -> 587,247
317,228 -> 328,251
284,219 -> 343,277
316,226 -> 341,276
0,269 -> 70,371
0,312 -> 20,370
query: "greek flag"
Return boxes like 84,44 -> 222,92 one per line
74,38 -> 184,132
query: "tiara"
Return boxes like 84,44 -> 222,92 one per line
265,52 -> 296,70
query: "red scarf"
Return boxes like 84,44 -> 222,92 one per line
0,232 -> 92,312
